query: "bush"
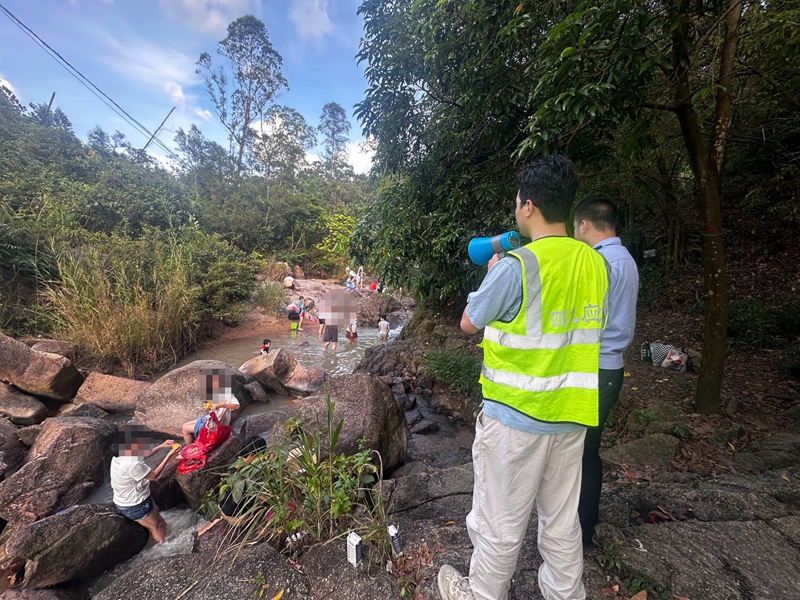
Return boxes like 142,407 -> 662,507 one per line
202,395 -> 388,552
253,283 -> 285,314
422,350 -> 482,398
727,299 -> 774,348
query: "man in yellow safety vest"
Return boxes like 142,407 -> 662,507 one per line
438,156 -> 609,600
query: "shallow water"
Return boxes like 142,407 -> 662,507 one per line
172,324 -> 398,378
86,507 -> 206,597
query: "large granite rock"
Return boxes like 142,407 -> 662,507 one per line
0,383 -> 50,426
0,333 -> 83,401
238,410 -> 289,441
357,293 -> 403,328
93,540 -> 312,600
176,435 -> 244,509
0,504 -> 147,589
294,374 -> 409,472
74,372 -> 151,414
733,433 -> 800,472
56,403 -> 108,420
0,417 -> 115,524
134,360 -> 250,438
0,417 -> 26,479
601,433 -> 681,470
239,349 -> 327,397
29,340 -> 78,362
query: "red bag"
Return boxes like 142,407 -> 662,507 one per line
177,412 -> 232,475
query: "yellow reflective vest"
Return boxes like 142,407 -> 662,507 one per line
479,237 -> 610,426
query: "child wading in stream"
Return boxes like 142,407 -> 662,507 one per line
110,423 -> 180,542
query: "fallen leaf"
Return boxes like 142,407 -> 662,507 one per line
624,372 -> 631,377
515,3 -> 523,13
444,520 -> 456,526
270,590 -> 284,600
629,591 -> 647,600
727,442 -> 735,451
631,387 -> 639,391
782,472 -> 791,482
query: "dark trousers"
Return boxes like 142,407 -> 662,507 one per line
578,367 -> 625,545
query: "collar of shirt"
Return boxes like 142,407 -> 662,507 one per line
593,236 -> 621,251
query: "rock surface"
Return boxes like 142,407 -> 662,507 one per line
0,333 -> 83,401
134,360 -> 250,437
0,417 -> 115,524
29,340 -> 78,361
0,383 -> 50,426
93,540 -> 312,600
299,540 -> 397,599
0,417 -> 26,478
57,403 -> 108,420
176,435 -> 244,508
295,374 -> 409,472
733,433 -> 800,472
16,425 -> 41,447
601,433 -> 681,469
239,349 -> 327,397
74,372 -> 151,414
357,293 -> 403,328
0,504 -> 148,589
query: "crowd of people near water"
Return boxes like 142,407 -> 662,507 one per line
107,155 -> 638,600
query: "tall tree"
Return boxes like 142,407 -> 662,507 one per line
197,15 -> 287,176
318,102 -> 352,179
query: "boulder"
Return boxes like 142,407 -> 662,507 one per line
239,410 -> 289,441
0,333 -> 83,402
29,340 -> 78,362
357,293 -> 403,328
294,374 -> 409,472
298,539 -> 397,599
0,384 -> 50,426
243,379 -> 271,404
239,349 -> 327,397
411,419 -> 440,435
134,360 -> 250,438
0,417 -> 115,524
176,435 -> 244,509
148,457 -> 184,510
0,504 -> 147,589
733,433 -> 800,472
0,589 -> 84,599
0,417 -> 26,479
93,539 -> 311,600
74,372 -> 152,414
601,433 -> 681,470
57,404 -> 108,420
293,264 -> 305,279
16,425 -> 41,447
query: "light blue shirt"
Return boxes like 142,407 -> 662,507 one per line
465,247 -> 582,435
593,237 -> 639,370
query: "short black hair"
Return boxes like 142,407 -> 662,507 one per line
574,195 -> 619,232
516,155 -> 578,224
263,339 -> 271,345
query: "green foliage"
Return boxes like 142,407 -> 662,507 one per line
727,300 -> 774,348
313,213 -> 356,276
421,350 -> 482,399
253,282 -> 285,314
202,394 -> 388,553
630,408 -> 658,429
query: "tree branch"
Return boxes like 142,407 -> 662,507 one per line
709,0 -> 743,172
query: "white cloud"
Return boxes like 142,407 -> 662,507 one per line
193,106 -> 213,121
100,34 -> 198,90
0,74 -> 19,100
165,82 -> 187,109
159,0 -> 260,34
288,0 -> 334,44
305,152 -> 320,165
346,140 -> 374,175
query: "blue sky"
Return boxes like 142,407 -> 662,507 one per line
0,0 -> 374,172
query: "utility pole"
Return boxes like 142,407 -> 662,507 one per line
46,91 -> 55,112
142,106 -> 175,152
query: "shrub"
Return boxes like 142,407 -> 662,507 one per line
727,299 -> 773,348
253,283 -> 285,314
202,395 -> 388,553
422,350 -> 482,398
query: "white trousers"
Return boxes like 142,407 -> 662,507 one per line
466,412 -> 587,600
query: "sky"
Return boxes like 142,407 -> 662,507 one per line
0,0 -> 374,173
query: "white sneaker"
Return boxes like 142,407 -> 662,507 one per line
437,564 -> 473,600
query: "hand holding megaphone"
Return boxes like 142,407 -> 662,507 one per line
468,231 -> 521,265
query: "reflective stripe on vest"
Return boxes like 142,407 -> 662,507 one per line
479,238 -> 610,426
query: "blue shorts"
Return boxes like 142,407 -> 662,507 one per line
193,416 -> 206,438
115,496 -> 153,521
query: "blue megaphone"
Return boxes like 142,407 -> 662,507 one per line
468,231 -> 521,265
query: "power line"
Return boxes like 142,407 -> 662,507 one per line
0,3 -> 179,160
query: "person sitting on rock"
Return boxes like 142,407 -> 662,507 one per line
181,370 -> 240,445
110,423 -> 180,543
283,275 -> 296,290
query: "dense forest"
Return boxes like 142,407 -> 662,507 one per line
351,0 -> 799,412
0,16 -> 371,374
